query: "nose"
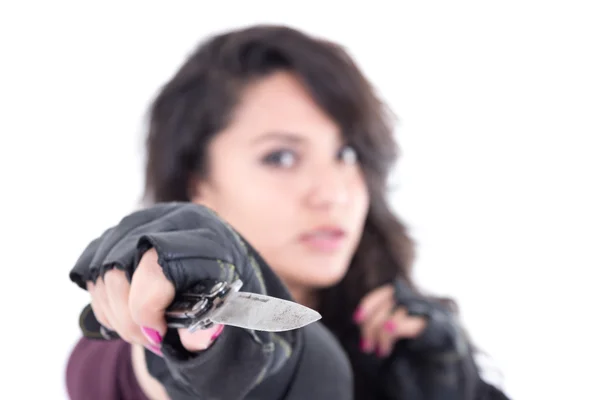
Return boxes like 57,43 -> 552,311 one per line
305,164 -> 350,209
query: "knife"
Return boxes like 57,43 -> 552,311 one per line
79,279 -> 321,340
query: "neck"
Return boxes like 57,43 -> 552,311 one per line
287,284 -> 318,310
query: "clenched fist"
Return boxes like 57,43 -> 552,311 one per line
70,203 -> 269,356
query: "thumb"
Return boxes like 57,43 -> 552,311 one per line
129,248 -> 175,345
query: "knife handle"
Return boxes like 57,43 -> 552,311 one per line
165,279 -> 242,332
78,279 -> 243,340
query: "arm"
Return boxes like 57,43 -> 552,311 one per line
375,293 -> 511,400
68,203 -> 353,400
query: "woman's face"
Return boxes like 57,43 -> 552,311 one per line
192,71 -> 369,301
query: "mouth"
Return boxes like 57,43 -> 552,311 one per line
298,226 -> 347,252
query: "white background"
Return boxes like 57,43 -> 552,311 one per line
1,1 -> 599,399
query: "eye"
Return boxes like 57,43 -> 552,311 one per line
338,145 -> 358,165
261,149 -> 298,168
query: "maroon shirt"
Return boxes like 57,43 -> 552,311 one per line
66,337 -> 149,400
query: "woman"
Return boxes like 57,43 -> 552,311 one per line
66,24 -> 510,400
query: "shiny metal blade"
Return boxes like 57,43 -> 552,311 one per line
210,291 -> 321,332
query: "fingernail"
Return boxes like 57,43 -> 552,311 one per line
210,324 -> 225,342
142,327 -> 163,346
384,320 -> 396,333
360,338 -> 372,352
353,308 -> 365,323
145,344 -> 163,357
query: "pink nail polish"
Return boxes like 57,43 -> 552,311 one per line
384,320 -> 396,333
142,327 -> 163,346
353,308 -> 364,323
210,325 -> 225,341
145,344 -> 163,357
360,338 -> 371,352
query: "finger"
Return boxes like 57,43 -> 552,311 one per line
386,307 -> 427,340
372,307 -> 410,357
373,308 -> 428,358
129,248 -> 175,343
90,278 -> 119,331
354,284 -> 394,323
179,324 -> 226,352
360,297 -> 395,353
87,281 -> 113,330
104,268 -> 151,346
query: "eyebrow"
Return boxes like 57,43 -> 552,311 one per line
250,132 -> 306,145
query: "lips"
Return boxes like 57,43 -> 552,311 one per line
299,226 -> 347,252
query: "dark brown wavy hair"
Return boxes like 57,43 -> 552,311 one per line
143,24 -> 421,397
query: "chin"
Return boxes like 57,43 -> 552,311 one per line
300,265 -> 350,289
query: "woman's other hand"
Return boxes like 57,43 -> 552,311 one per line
353,284 -> 427,357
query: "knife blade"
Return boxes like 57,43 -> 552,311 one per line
209,291 -> 321,332
164,279 -> 321,332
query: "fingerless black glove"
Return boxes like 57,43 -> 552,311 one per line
393,280 -> 468,357
70,202 -> 267,296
